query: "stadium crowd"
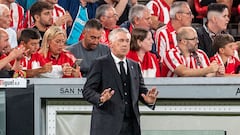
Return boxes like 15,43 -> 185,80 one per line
0,0 -> 240,78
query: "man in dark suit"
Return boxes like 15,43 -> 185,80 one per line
82,28 -> 158,135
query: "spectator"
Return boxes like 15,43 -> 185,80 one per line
17,28 -> 52,78
161,26 -> 223,77
24,0 -> 72,30
210,34 -> 240,76
0,28 -> 25,77
0,0 -> 24,33
200,0 -> 232,17
120,4 -> 159,57
38,26 -> 81,78
0,4 -> 18,48
67,19 -> 109,77
120,4 -> 152,32
30,1 -> 53,44
196,3 -> 229,58
127,28 -> 160,77
146,0 -> 174,30
97,0 -> 136,25
96,4 -> 119,46
64,0 -> 98,45
155,1 -> 193,62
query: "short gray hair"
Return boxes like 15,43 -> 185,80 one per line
95,4 -> 113,19
0,4 -> 9,16
108,28 -> 130,42
128,4 -> 149,24
169,1 -> 188,19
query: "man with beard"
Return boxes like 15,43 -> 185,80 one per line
161,26 -> 224,77
24,0 -> 72,30
30,1 -> 53,45
67,19 -> 109,77
155,1 -> 194,62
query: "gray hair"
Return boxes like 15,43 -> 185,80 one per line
128,4 -> 149,24
0,4 -> 9,16
108,28 -> 131,42
169,1 -> 188,19
95,4 -> 113,19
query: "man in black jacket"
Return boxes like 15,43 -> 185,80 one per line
196,3 -> 229,58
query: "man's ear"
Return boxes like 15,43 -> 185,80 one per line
19,41 -> 25,46
175,13 -> 181,20
33,14 -> 40,22
133,17 -> 139,25
219,48 -> 224,54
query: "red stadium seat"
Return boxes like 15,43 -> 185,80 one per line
194,0 -> 208,19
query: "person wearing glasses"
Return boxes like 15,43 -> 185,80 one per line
196,3 -> 229,58
155,1 -> 193,63
38,26 -> 81,78
95,4 -> 119,46
161,26 -> 224,77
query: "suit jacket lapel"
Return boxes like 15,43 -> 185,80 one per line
127,59 -> 138,103
108,54 -> 124,98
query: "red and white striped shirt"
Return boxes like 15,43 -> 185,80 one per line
155,21 -> 177,62
10,3 -> 24,31
19,53 -> 46,70
23,4 -> 66,29
162,47 -> 210,77
146,0 -> 170,24
210,53 -> 240,74
127,50 -> 161,77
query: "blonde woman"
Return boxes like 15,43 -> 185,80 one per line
39,26 -> 81,78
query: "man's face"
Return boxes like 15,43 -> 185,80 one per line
221,42 -> 235,57
215,8 -> 229,32
177,4 -> 193,27
0,8 -> 11,29
109,31 -> 130,59
83,28 -> 102,50
23,39 -> 40,56
185,30 -> 199,53
37,9 -> 53,27
0,31 -> 10,53
101,7 -> 118,29
135,9 -> 152,30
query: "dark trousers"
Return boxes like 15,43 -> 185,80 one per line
119,116 -> 139,135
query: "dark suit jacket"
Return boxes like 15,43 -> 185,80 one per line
83,53 -> 151,135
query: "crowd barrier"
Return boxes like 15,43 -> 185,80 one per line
2,77 -> 240,135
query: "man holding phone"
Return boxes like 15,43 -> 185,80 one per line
67,19 -> 109,77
